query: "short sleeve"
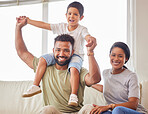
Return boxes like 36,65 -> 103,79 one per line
50,23 -> 66,35
81,27 -> 90,38
33,56 -> 39,73
128,73 -> 140,99
79,67 -> 88,87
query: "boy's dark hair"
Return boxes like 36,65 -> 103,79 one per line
54,34 -> 75,49
110,42 -> 130,68
67,1 -> 84,17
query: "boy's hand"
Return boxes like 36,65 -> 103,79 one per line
16,16 -> 27,28
17,16 -> 29,24
86,36 -> 97,52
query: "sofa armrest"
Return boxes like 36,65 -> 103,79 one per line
140,80 -> 148,111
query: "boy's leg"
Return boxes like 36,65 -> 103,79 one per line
33,57 -> 47,86
68,54 -> 83,106
68,67 -> 79,106
22,57 -> 46,97
22,53 -> 55,97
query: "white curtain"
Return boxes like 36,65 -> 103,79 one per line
0,0 -> 64,7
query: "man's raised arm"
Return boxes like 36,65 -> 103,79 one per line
15,17 -> 34,69
84,38 -> 101,86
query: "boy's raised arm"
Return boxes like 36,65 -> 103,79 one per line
27,17 -> 51,30
18,16 -> 51,30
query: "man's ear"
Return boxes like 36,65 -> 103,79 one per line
72,49 -> 74,55
65,13 -> 67,18
53,48 -> 54,53
80,15 -> 84,21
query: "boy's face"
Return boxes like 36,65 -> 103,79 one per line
66,7 -> 84,28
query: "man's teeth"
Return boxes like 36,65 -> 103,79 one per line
59,57 -> 65,61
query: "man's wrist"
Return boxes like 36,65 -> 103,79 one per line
16,25 -> 22,30
87,51 -> 94,56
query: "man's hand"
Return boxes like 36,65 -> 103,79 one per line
16,16 -> 27,28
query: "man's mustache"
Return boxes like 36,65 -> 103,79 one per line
56,56 -> 68,59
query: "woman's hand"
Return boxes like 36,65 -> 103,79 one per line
90,104 -> 110,114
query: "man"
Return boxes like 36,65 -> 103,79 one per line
15,17 -> 101,114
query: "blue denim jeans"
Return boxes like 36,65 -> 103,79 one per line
101,106 -> 143,114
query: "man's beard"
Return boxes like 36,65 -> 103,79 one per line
54,56 -> 72,66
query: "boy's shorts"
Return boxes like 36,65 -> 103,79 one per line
41,53 -> 83,73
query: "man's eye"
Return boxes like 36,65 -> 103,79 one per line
56,49 -> 60,51
111,54 -> 115,57
65,50 -> 70,52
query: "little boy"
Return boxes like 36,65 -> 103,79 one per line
20,1 -> 96,107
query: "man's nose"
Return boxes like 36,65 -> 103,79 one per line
59,51 -> 64,56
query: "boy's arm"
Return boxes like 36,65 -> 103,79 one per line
27,17 -> 51,30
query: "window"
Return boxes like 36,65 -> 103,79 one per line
0,4 -> 42,80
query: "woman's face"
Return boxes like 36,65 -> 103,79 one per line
110,47 -> 127,70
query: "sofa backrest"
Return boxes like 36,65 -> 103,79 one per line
0,81 -> 42,114
0,80 -> 148,114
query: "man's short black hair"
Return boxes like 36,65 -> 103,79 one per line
67,1 -> 84,17
54,34 -> 75,49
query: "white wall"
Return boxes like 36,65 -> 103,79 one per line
136,0 -> 148,82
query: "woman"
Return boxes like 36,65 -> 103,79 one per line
90,42 -> 147,114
